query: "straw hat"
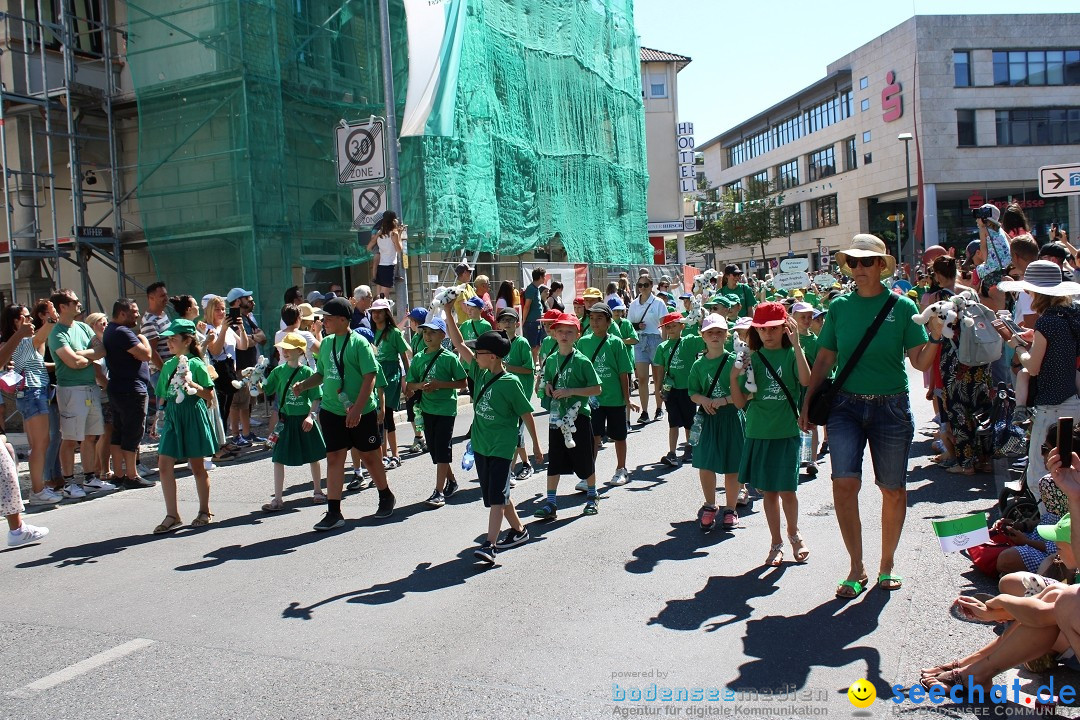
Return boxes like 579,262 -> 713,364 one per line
998,260 -> 1080,297
835,234 -> 897,279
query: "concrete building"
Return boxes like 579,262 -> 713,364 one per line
698,13 -> 1080,275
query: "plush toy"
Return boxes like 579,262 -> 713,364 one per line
169,355 -> 200,404
732,335 -> 757,393
912,300 -> 958,338
951,290 -> 980,328
430,284 -> 465,310
239,356 -> 270,396
550,401 -> 582,449
692,269 -> 719,295
684,295 -> 705,328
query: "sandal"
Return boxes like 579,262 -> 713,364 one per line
946,464 -> 974,475
920,659 -> 960,679
191,512 -> 214,527
262,499 -> 284,512
836,576 -> 869,599
878,573 -> 903,591
153,515 -> 183,534
789,533 -> 810,563
312,491 -> 327,505
920,669 -> 966,693
765,543 -> 783,567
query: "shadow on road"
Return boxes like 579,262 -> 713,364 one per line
648,565 -> 788,631
625,519 -> 741,575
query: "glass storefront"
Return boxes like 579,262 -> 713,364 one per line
938,192 -> 1069,252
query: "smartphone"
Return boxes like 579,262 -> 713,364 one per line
228,307 -> 242,322
1059,417 -> 1074,469
991,318 -> 1029,348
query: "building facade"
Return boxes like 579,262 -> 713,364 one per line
699,13 -> 1080,274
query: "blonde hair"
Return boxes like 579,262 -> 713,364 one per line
84,312 -> 107,329
1031,292 -> 1071,315
474,274 -> 490,290
203,296 -> 224,325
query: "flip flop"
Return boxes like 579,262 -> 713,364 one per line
836,577 -> 869,599
878,573 -> 903,591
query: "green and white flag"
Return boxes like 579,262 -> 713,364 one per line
932,513 -> 990,553
400,0 -> 466,137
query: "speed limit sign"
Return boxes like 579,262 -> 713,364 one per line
335,119 -> 386,185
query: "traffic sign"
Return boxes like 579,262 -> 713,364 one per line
749,259 -> 757,269
336,119 -> 386,185
780,257 -> 809,273
1038,163 -> 1080,197
352,185 -> 387,229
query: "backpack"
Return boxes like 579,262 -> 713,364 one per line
956,301 -> 1002,367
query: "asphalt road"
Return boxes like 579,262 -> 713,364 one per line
1,368 -> 1075,719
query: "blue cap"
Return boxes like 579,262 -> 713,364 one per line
679,293 -> 692,300
354,326 -> 375,343
408,307 -> 428,322
813,309 -> 826,319
607,297 -> 626,311
465,296 -> 485,308
226,287 -> 253,304
420,317 -> 447,334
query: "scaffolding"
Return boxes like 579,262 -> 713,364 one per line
0,0 -> 136,309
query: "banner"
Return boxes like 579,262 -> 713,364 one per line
932,513 -> 990,553
401,0 -> 467,137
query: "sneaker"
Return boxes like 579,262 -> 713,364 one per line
654,409 -> 665,421
682,448 -> 693,463
348,469 -> 373,492
722,509 -> 739,529
136,463 -> 158,478
407,441 -> 423,454
8,523 -> 48,547
313,512 -> 345,532
661,452 -> 680,467
583,498 -> 599,515
245,433 -> 266,444
28,489 -> 63,506
389,456 -> 401,469
637,411 -> 650,424
444,477 -> 459,498
804,464 -> 818,477
382,456 -> 392,469
62,483 -> 86,500
533,500 -> 558,520
425,490 -> 446,508
574,479 -> 590,492
81,476 -> 117,492
736,485 -> 750,507
508,473 -> 517,489
606,468 -> 630,486
375,489 -> 396,518
123,475 -> 155,489
496,527 -> 530,549
698,504 -> 718,530
473,541 -> 497,565
233,435 -> 252,448
515,463 -> 533,482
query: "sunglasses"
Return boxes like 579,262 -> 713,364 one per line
845,257 -> 879,269
637,283 -> 651,288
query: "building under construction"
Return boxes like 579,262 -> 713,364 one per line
0,0 -> 649,319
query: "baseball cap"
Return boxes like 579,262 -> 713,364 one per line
1039,242 -> 1070,261
540,309 -> 562,322
701,313 -> 729,332
583,286 -> 603,299
660,311 -> 686,327
1037,514 -> 1071,543
465,296 -> 485,309
751,302 -> 788,328
226,287 -> 253,304
475,330 -> 511,358
978,203 -> 1001,224
572,297 -> 586,306
306,290 -> 325,304
791,301 -> 814,314
724,264 -> 743,275
321,297 -> 353,319
679,293 -> 692,300
497,307 -> 520,321
355,326 -> 375,343
551,313 -> 581,331
420,317 -> 447,334
408,307 -> 428,323
455,261 -> 472,275
159,318 -> 197,337
201,293 -> 217,309
812,309 -> 827,320
732,316 -> 753,331
588,302 -> 612,319
608,298 -> 626,311
275,332 -> 308,351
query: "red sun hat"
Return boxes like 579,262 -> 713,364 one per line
750,301 -> 788,328
551,313 -> 581,331
659,311 -> 686,327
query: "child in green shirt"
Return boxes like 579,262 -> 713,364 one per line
405,307 -> 428,454
791,301 -> 820,478
497,307 -> 537,483
534,310 -> 561,408
371,299 -> 412,468
654,313 -> 706,467
460,297 -> 493,341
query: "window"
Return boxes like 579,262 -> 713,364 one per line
25,0 -> 104,55
862,131 -> 872,143
844,137 -> 858,171
751,170 -> 769,187
649,74 -> 668,98
859,76 -> 869,90
860,98 -> 870,112
810,195 -> 839,229
996,108 -> 1080,146
954,51 -> 971,87
863,153 -> 873,165
807,146 -> 835,182
994,50 -> 1080,86
724,180 -> 743,200
780,205 -> 802,234
957,109 -> 976,146
777,159 -> 799,190
725,89 -> 853,167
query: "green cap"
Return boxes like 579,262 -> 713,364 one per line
159,318 -> 197,337
1037,514 -> 1071,543
723,293 -> 742,306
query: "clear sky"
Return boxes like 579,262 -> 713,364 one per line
633,0 -> 1071,143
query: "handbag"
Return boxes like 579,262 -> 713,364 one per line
806,294 -> 898,426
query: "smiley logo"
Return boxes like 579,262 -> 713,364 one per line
848,679 -> 876,708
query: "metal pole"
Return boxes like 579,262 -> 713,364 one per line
1,102 -> 18,304
378,0 -> 409,316
903,138 -> 914,276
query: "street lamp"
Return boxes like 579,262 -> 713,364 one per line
897,132 -> 914,276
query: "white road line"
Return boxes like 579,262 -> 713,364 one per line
8,638 -> 155,698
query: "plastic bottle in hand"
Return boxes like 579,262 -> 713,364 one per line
462,441 -> 475,471
266,421 -> 284,450
689,411 -> 704,445
799,431 -> 813,465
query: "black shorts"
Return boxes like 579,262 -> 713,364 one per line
475,453 -> 512,507
665,388 -> 696,429
375,264 -> 396,288
108,391 -> 148,453
423,412 -> 455,464
547,414 -> 595,480
523,320 -> 544,348
591,404 -> 628,441
320,408 -> 382,453
382,404 -> 396,435
406,392 -> 419,423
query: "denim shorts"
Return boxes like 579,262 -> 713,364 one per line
15,386 -> 50,421
635,333 -> 662,365
826,392 -> 915,490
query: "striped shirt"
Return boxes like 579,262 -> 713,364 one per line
12,337 -> 49,388
141,311 -> 173,365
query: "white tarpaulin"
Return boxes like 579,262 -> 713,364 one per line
400,0 -> 467,137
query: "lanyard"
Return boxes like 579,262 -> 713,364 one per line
666,339 -> 682,373
332,334 -> 347,380
552,350 -> 575,388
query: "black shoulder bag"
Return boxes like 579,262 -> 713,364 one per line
806,294 -> 898,426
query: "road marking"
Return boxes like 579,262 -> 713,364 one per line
8,638 -> 154,698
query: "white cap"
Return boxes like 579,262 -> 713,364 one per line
791,302 -> 814,313
700,313 -> 729,332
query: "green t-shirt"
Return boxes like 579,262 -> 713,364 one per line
316,332 -> 379,417
689,352 -> 736,401
575,332 -> 633,407
816,285 -> 927,395
154,353 -> 213,402
725,283 -> 757,314
374,326 -> 409,365
49,321 -> 97,386
406,347 -> 466,416
504,335 -> 535,400
543,348 -> 600,418
798,332 -> 819,371
460,318 -> 492,341
741,347 -> 801,440
264,363 -> 322,416
681,325 -> 700,337
653,335 -> 706,390
804,292 -> 821,308
409,330 -> 424,356
470,368 -> 535,459
522,283 -> 544,324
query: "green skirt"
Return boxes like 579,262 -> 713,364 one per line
381,360 -> 403,411
691,405 -> 745,475
272,413 -> 327,466
159,397 -> 217,460
738,436 -> 799,492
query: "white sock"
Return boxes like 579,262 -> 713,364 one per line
10,525 -> 23,536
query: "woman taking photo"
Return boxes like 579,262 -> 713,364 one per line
366,211 -> 404,300
370,298 -> 411,468
801,234 -> 937,598
0,303 -> 58,505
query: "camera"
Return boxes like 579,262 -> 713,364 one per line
971,207 -> 995,220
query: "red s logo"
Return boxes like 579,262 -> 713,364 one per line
882,71 -> 903,122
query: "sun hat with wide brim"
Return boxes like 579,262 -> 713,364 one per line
998,260 -> 1080,297
835,234 -> 897,279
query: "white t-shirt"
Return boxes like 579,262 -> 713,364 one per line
1013,291 -> 1033,326
627,294 -> 666,335
274,328 -> 318,368
375,232 -> 398,266
206,326 -> 239,362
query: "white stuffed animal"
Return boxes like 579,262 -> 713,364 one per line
732,336 -> 757,393
912,300 -> 958,338
169,355 -> 200,404
430,284 -> 464,310
692,269 -> 719,295
950,290 -> 979,328
239,356 -> 270,396
550,401 -> 582,449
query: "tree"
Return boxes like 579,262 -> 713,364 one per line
722,177 -> 787,268
688,177 -> 731,265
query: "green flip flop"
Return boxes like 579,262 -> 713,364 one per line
836,577 -> 868,599
878,573 -> 903,591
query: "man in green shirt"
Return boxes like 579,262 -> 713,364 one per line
291,297 -> 393,530
576,303 -> 637,487
521,266 -> 548,364
653,313 -> 706,466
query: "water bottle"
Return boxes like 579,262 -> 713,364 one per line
462,441 -> 475,471
689,411 -> 704,445
799,431 -> 813,465
266,421 -> 284,450
588,395 -> 599,410
661,379 -> 672,400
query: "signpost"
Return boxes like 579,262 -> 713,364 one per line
352,185 -> 388,229
814,272 -> 837,287
1038,163 -> 1080,198
779,257 -> 809,273
336,119 -> 386,186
